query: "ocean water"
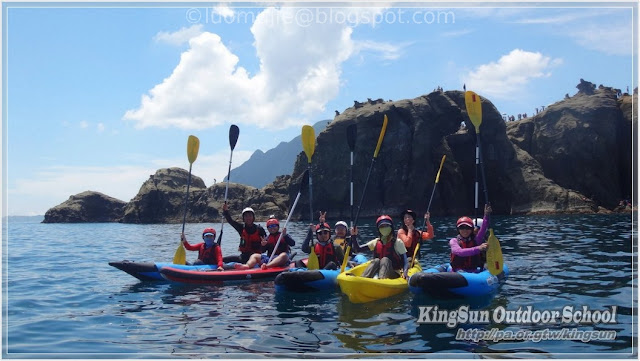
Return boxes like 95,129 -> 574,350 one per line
2,214 -> 636,358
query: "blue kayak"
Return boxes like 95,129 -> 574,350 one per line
408,263 -> 509,298
274,254 -> 368,292
108,260 -> 218,281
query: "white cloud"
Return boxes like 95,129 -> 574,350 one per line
79,121 -> 89,129
212,4 -> 235,18
7,148 -> 253,216
355,40 -> 406,60
97,123 -> 105,132
569,25 -> 632,56
124,7 -> 397,131
154,25 -> 204,46
463,49 -> 562,99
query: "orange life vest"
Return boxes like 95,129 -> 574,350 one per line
314,242 -> 336,268
239,226 -> 263,254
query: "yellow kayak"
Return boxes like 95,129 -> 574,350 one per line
337,261 -> 422,303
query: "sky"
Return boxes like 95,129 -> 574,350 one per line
2,2 -> 637,216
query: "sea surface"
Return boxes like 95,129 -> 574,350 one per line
2,214 -> 636,358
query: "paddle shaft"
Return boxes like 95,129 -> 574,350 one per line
218,150 -> 234,244
350,151 -> 354,229
181,163 -> 194,234
268,191 -> 302,263
353,157 -> 376,227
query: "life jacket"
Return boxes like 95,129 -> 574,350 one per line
374,238 -> 403,270
199,244 -> 221,265
450,235 -> 484,271
398,228 -> 421,258
314,242 -> 336,268
266,233 -> 290,256
239,225 -> 263,254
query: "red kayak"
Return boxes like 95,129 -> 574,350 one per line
159,260 -> 304,285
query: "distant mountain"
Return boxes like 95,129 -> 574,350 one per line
229,119 -> 330,188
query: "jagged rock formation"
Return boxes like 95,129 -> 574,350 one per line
188,175 -> 293,223
44,80 -> 634,223
287,83 -> 633,219
507,85 -> 632,211
121,168 -> 207,223
43,191 -> 126,223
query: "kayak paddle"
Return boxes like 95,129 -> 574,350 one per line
464,90 -> 503,275
341,115 -> 388,273
424,154 -> 446,228
339,124 -> 357,273
218,124 -> 240,245
301,125 -> 319,270
174,135 -> 200,265
268,170 -> 309,263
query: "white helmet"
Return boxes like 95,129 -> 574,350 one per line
335,221 -> 348,230
242,207 -> 255,216
474,218 -> 483,229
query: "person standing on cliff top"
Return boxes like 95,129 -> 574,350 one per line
222,203 -> 266,264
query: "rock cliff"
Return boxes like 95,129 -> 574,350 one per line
44,80 -> 635,223
43,191 -> 126,223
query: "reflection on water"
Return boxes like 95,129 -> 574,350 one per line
5,214 -> 635,356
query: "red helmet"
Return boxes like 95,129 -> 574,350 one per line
266,218 -> 279,228
456,216 -> 474,228
202,227 -> 216,238
315,222 -> 331,234
376,215 -> 393,228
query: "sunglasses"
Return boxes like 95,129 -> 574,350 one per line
267,225 -> 279,229
203,234 -> 215,238
458,225 -> 473,230
316,230 -> 330,235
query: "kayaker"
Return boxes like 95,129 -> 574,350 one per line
332,221 -> 350,251
234,217 -> 295,270
350,215 -> 409,279
222,203 -> 267,263
299,221 -> 345,270
449,204 -> 491,272
397,209 -> 434,261
180,228 -> 224,270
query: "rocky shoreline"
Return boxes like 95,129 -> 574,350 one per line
43,80 -> 636,223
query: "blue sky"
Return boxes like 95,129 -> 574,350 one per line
2,2 -> 636,216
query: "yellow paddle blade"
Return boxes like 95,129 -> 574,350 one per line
340,245 -> 351,273
173,241 -> 187,265
308,246 -> 319,270
435,155 -> 446,183
486,228 -> 503,275
464,91 -> 483,134
301,125 -> 316,163
187,135 -> 200,164
373,115 -> 388,158
410,243 -> 420,269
